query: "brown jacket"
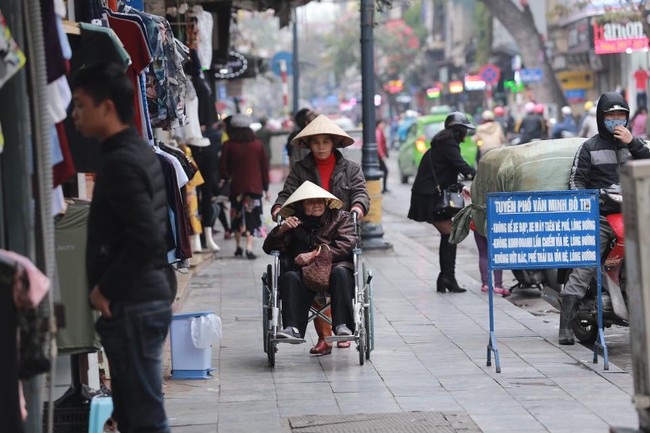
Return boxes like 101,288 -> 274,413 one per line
263,210 -> 357,272
272,150 -> 370,216
220,138 -> 269,196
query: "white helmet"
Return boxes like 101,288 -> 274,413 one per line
561,106 -> 572,116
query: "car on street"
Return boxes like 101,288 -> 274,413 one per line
398,112 -> 478,184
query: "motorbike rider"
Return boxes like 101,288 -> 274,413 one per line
515,102 -> 546,144
560,92 -> 650,345
551,106 -> 578,138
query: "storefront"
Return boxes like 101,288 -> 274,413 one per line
0,1 -> 230,432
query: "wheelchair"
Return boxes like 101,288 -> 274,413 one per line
261,213 -> 374,367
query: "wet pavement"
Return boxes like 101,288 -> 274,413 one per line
162,156 -> 638,433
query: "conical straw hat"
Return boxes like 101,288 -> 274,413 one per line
279,181 -> 343,218
291,114 -> 355,148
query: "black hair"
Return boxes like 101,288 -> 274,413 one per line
71,63 -> 135,124
294,108 -> 314,128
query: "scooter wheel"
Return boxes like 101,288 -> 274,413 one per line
572,319 -> 598,344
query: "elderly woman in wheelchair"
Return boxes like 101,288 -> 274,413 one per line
262,181 -> 358,348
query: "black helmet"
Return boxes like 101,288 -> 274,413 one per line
444,112 -> 475,130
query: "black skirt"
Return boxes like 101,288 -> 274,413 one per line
407,191 -> 450,223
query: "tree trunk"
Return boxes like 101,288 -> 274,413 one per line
479,0 -> 568,108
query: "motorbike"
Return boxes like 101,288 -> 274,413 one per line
510,268 -> 561,292
541,186 -> 628,344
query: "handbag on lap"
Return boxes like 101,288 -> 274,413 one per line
301,245 -> 332,292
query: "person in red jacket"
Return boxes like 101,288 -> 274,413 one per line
376,119 -> 389,193
220,114 -> 270,259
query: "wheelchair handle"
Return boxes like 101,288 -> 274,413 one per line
353,211 -> 361,235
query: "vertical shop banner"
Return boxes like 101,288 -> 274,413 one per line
487,190 -> 600,270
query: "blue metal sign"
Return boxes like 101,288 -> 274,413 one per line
271,51 -> 293,77
565,89 -> 587,103
519,68 -> 544,84
487,190 -> 600,270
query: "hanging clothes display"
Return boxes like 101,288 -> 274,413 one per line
0,9 -> 25,155
119,5 -> 188,131
193,5 -> 213,71
0,10 -> 26,88
0,250 -> 51,433
0,259 -> 23,433
64,23 -> 132,173
104,8 -> 154,139
55,201 -> 101,354
180,143 -> 205,236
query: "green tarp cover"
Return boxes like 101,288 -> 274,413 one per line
55,201 -> 101,354
451,138 -> 585,244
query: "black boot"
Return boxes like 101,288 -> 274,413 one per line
559,295 -> 580,345
439,235 -> 466,293
436,273 -> 446,293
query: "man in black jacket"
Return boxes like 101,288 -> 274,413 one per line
561,92 -> 650,345
72,63 -> 173,433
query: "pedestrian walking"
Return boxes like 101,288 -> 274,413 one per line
73,63 -> 174,433
220,114 -> 270,259
257,116 -> 273,163
562,92 -> 650,345
286,108 -> 317,168
271,114 -> 369,355
376,119 -> 389,193
408,112 -> 476,293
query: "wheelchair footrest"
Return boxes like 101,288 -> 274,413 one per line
325,335 -> 355,343
273,337 -> 306,345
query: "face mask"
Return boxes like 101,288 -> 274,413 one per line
604,118 -> 627,133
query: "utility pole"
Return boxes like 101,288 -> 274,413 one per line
360,0 -> 391,250
292,7 -> 299,116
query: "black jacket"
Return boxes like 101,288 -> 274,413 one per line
569,92 -> 650,190
86,128 -> 172,303
411,129 -> 476,196
518,114 -> 546,144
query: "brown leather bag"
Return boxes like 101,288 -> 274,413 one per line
302,245 -> 332,292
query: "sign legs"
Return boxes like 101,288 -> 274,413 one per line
593,267 -> 609,369
486,270 -> 501,373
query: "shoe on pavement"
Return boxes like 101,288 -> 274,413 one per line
276,327 -> 304,343
334,324 -> 352,336
309,339 -> 332,355
337,341 -> 351,348
481,284 -> 489,292
234,246 -> 243,257
494,286 -> 510,296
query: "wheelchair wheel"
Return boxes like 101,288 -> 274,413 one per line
266,332 -> 276,367
364,265 -> 374,359
358,327 -> 366,366
262,265 -> 272,353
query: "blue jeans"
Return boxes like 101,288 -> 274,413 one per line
96,300 -> 172,433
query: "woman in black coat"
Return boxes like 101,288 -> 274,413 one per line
408,112 -> 477,293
